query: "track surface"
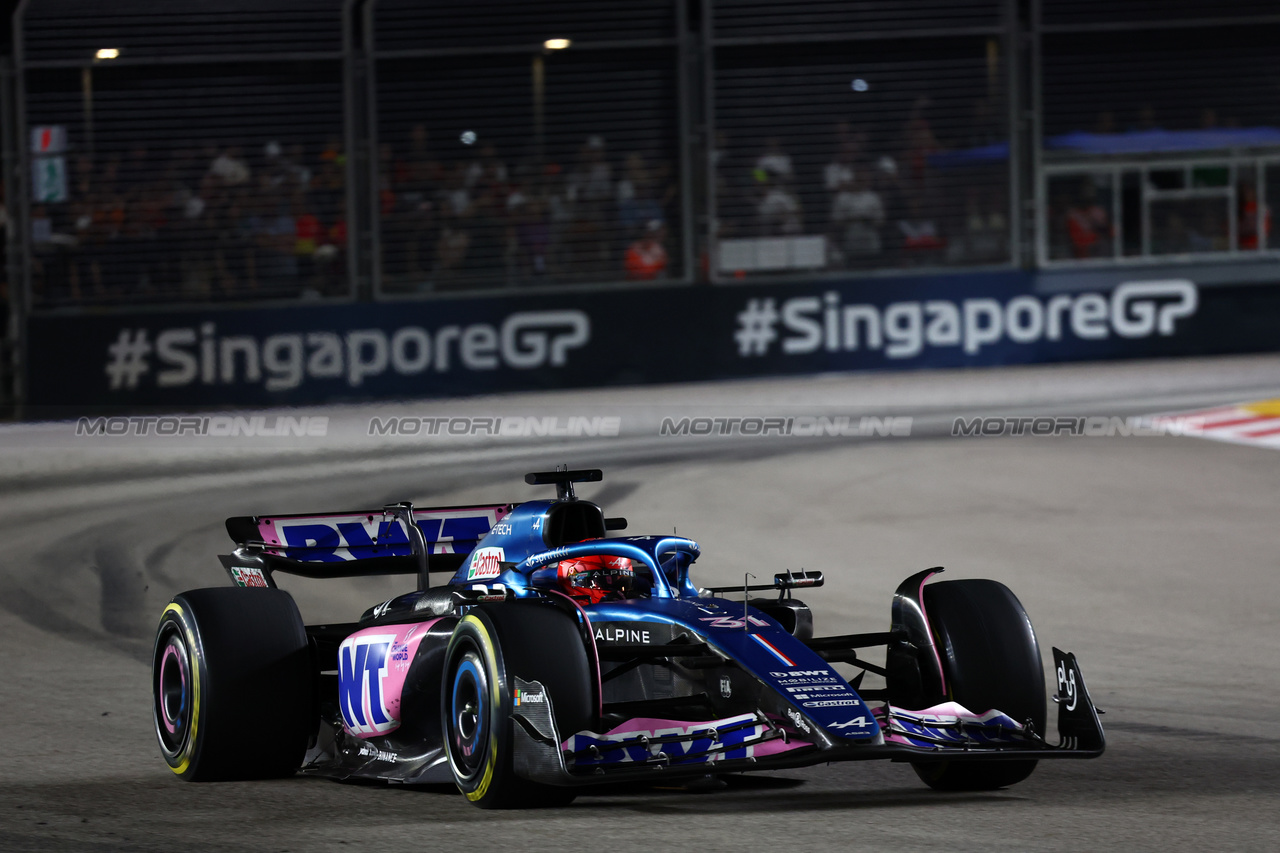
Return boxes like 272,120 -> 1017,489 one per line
2,356 -> 1279,852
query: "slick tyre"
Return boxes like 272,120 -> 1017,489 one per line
152,588 -> 313,782
911,579 -> 1046,791
443,603 -> 593,809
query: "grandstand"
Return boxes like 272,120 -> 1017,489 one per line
5,0 -> 1280,406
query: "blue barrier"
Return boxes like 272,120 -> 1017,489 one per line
25,269 -> 1280,407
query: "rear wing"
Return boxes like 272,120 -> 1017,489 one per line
220,502 -> 513,590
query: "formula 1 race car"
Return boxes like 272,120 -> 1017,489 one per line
151,468 -> 1104,807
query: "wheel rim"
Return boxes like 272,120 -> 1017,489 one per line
153,624 -> 191,757
447,646 -> 489,781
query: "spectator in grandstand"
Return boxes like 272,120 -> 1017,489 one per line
439,161 -> 473,219
213,194 -> 254,295
828,169 -> 885,265
209,146 -> 252,186
896,216 -> 945,262
311,145 -> 346,212
902,97 -> 941,181
624,219 -> 669,280
379,133 -> 435,281
430,163 -> 474,287
898,96 -> 944,262
264,141 -> 312,191
960,185 -> 1009,263
617,153 -> 666,236
465,143 -> 509,191
456,168 -> 510,288
508,167 -> 551,279
1239,182 -> 1271,250
433,224 -> 471,288
397,124 -> 442,278
823,133 -> 861,199
863,152 -> 905,261
165,148 -> 214,296
753,167 -> 803,236
754,137 -> 794,181
247,181 -> 298,290
1065,180 -> 1111,259
824,128 -> 879,263
567,135 -> 614,208
565,135 -> 615,277
293,190 -> 323,290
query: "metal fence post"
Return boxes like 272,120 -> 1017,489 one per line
342,0 -> 364,301
362,0 -> 381,299
701,0 -> 718,283
10,1 -> 33,410
1030,0 -> 1047,269
1004,0 -> 1023,269
0,56 -> 19,410
676,0 -> 695,283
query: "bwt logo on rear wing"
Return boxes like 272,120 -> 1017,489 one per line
228,505 -> 512,563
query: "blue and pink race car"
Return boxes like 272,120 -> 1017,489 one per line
151,468 -> 1104,807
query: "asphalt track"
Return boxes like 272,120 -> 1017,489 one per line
2,355 -> 1279,852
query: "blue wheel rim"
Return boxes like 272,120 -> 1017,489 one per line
448,650 -> 488,779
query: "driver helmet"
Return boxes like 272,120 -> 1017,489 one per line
557,553 -> 635,605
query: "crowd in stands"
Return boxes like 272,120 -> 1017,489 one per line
32,140 -> 350,303
377,127 -> 680,291
31,126 -> 686,303
37,101 -> 1280,304
715,98 -> 1011,272
28,95 -> 1015,304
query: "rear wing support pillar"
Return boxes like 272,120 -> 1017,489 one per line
382,502 -> 430,591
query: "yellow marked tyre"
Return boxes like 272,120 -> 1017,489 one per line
442,603 -> 592,809
153,604 -> 200,776
150,588 -> 312,782
443,613 -> 507,805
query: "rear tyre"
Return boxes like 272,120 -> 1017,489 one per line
443,603 -> 593,809
910,579 -> 1045,791
151,588 -> 313,781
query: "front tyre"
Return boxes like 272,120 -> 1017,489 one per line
443,603 -> 592,809
152,588 -> 313,781
911,579 -> 1046,791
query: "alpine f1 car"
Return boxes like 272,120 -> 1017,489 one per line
152,468 -> 1104,807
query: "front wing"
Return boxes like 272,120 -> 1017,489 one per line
510,648 -> 1105,786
